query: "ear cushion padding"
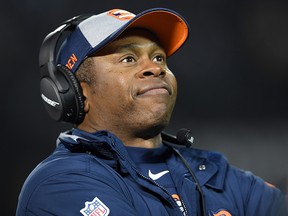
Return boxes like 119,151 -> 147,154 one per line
57,64 -> 85,124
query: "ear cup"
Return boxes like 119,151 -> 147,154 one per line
39,65 -> 85,124
40,74 -> 64,122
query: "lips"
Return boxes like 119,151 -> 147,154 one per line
137,82 -> 171,96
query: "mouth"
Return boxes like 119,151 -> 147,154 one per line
137,83 -> 172,97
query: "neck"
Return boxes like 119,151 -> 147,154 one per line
120,134 -> 163,148
77,124 -> 163,148
109,125 -> 165,148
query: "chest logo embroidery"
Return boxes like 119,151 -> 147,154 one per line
148,169 -> 169,180
209,209 -> 232,216
80,197 -> 110,216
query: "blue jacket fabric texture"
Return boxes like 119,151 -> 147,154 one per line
16,129 -> 287,216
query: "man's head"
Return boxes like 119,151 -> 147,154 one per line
76,27 -> 177,141
39,8 -> 190,142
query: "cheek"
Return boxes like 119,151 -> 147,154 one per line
173,77 -> 177,96
168,72 -> 177,98
93,75 -> 132,108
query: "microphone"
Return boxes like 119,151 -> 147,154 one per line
176,128 -> 194,148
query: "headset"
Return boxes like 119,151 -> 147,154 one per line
39,14 -> 92,124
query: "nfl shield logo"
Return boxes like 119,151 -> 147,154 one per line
80,197 -> 110,216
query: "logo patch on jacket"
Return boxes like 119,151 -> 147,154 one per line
209,209 -> 232,216
80,197 -> 110,216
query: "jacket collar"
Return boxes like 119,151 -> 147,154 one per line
171,147 -> 228,191
58,128 -> 228,191
58,129 -> 129,159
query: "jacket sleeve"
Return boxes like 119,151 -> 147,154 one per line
16,151 -> 140,216
21,171 -> 137,216
235,169 -> 288,216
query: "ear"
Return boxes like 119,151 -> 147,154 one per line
80,82 -> 90,112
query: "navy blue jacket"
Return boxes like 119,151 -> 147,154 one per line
16,129 -> 287,216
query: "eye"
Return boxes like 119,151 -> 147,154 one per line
121,56 -> 135,63
152,54 -> 165,62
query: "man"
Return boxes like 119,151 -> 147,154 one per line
17,8 -> 287,216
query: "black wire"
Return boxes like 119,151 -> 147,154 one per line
171,147 -> 207,216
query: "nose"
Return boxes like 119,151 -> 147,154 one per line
137,61 -> 166,78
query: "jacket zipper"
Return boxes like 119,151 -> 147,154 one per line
111,139 -> 188,216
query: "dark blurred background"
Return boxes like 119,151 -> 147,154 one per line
2,0 -> 288,214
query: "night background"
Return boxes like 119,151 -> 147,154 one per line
2,0 -> 288,214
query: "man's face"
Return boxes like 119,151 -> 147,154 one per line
80,28 -> 177,138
